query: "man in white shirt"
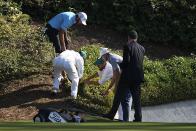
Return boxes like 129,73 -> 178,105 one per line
52,50 -> 86,99
99,47 -> 123,96
83,58 -> 113,86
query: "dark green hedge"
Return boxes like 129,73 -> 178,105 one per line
142,56 -> 196,106
12,0 -> 196,52
0,0 -> 53,81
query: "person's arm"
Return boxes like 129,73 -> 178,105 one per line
120,45 -> 130,69
59,29 -> 66,52
64,31 -> 69,49
83,72 -> 99,84
87,65 -> 113,86
59,16 -> 70,51
142,46 -> 145,54
102,70 -> 118,96
76,57 -> 84,79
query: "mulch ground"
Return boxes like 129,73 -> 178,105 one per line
0,74 -> 68,121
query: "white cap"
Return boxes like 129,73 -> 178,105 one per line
99,47 -> 110,58
77,12 -> 87,25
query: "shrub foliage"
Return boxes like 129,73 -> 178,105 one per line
72,45 -> 196,114
0,0 -> 195,114
0,0 -> 53,81
12,0 -> 196,52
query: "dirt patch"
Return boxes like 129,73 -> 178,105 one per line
71,25 -> 188,59
0,74 -> 70,121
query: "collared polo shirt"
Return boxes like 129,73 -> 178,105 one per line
48,12 -> 76,31
98,62 -> 113,85
108,53 -> 123,71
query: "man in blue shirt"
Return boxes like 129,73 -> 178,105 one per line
45,12 -> 87,53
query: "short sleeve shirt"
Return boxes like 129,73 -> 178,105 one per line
98,62 -> 113,85
48,12 -> 76,31
108,53 -> 123,71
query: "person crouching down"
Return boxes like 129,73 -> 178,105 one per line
52,50 -> 87,99
84,57 -> 113,86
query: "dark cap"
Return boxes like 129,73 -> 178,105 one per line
94,57 -> 104,66
128,30 -> 138,39
79,50 -> 87,59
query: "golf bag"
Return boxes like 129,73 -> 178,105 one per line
33,108 -> 85,123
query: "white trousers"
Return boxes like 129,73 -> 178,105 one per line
53,60 -> 79,98
114,97 -> 133,121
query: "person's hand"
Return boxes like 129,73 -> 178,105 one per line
61,48 -> 66,53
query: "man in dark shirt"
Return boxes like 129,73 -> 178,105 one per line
103,30 -> 145,122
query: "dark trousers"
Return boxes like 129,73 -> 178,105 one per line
45,24 -> 61,53
108,83 -> 142,121
130,84 -> 142,121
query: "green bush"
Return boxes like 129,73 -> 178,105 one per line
0,0 -> 53,81
63,44 -> 196,114
13,0 -> 196,51
164,57 -> 196,100
0,48 -> 21,80
142,56 -> 196,106
142,58 -> 171,105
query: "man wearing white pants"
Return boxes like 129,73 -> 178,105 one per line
52,50 -> 86,99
